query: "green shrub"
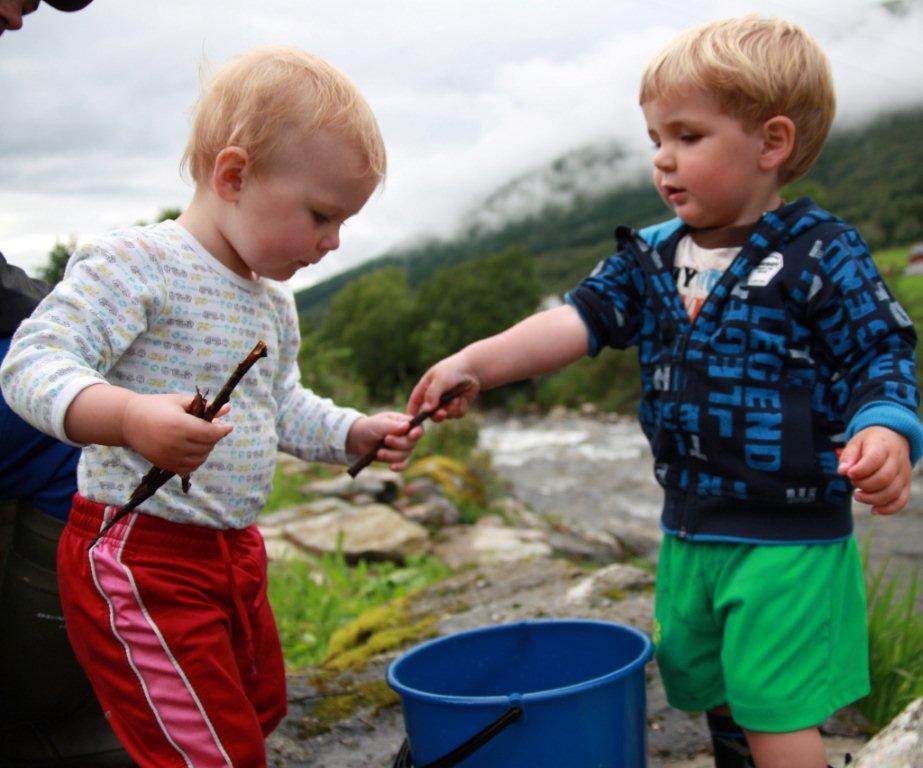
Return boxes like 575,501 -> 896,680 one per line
297,330 -> 371,412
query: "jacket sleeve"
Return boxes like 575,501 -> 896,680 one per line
806,228 -> 922,463
0,239 -> 165,445
564,249 -> 648,356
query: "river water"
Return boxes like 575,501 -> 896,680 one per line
479,410 -> 923,584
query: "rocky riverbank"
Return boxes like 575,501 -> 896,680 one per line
259,424 -> 923,766
479,408 -> 923,586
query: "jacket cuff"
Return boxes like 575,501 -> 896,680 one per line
564,291 -> 601,357
846,402 -> 923,466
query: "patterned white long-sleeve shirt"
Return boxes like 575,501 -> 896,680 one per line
0,220 -> 362,529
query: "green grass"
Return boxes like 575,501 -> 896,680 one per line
856,539 -> 923,730
268,544 -> 450,670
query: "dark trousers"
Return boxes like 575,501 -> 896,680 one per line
0,501 -> 133,767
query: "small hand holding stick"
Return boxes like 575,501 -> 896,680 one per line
89,340 -> 268,547
347,381 -> 471,478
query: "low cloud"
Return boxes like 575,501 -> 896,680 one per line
1,0 -> 920,291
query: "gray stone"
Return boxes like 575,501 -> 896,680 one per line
851,697 -> 922,768
259,505 -> 318,529
284,504 -> 428,563
547,525 -> 624,564
492,496 -> 551,529
606,519 -> 664,561
566,562 -> 655,606
400,497 -> 460,528
474,513 -> 505,528
432,524 -> 552,568
263,538 -> 309,562
400,477 -> 441,501
298,497 -> 355,516
298,474 -> 354,497
301,468 -> 403,503
258,500 -> 354,541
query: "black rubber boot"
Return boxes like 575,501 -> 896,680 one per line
707,711 -> 755,768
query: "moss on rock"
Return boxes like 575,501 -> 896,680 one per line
295,679 -> 401,738
322,596 -> 439,672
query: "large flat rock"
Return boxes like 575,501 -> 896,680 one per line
284,504 -> 428,563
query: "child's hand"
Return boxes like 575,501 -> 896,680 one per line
407,354 -> 480,422
123,393 -> 232,476
347,412 -> 424,471
837,426 -> 912,515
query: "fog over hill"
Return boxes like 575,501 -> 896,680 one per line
462,142 -> 649,238
295,107 -> 923,318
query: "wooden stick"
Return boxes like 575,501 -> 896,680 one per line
89,340 -> 268,547
347,381 -> 472,478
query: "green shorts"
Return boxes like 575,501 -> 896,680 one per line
653,535 -> 869,733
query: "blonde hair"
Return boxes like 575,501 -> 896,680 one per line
639,16 -> 835,183
181,46 -> 386,185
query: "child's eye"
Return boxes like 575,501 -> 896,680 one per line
312,210 -> 330,224
680,134 -> 701,143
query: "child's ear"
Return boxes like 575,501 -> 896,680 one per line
212,147 -> 250,202
759,116 -> 795,172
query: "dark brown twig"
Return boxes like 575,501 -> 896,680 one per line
89,340 -> 268,547
181,387 -> 209,493
347,381 -> 472,478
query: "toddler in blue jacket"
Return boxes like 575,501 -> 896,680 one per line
407,15 -> 922,768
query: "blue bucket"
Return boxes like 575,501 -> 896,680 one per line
387,619 -> 653,767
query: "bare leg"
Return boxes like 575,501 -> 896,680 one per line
744,726 -> 827,768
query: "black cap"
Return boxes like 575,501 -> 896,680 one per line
42,0 -> 93,11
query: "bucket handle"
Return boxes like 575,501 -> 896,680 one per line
391,703 -> 524,768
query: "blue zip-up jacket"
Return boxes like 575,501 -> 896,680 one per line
567,198 -> 922,544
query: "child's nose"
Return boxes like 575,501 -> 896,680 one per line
319,226 -> 340,253
0,4 -> 25,31
654,146 -> 674,171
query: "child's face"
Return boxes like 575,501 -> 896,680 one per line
226,129 -> 378,282
642,88 -> 777,229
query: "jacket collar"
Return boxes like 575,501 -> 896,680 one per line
615,197 -> 824,335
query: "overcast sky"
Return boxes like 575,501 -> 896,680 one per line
2,0 -> 921,291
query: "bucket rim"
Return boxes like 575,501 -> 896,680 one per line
386,618 -> 653,707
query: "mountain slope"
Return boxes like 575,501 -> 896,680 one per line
296,108 -> 923,319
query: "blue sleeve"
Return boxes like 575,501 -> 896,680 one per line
0,337 -> 79,520
563,219 -> 677,356
564,250 -> 647,356
845,402 -> 923,466
807,230 -> 921,463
